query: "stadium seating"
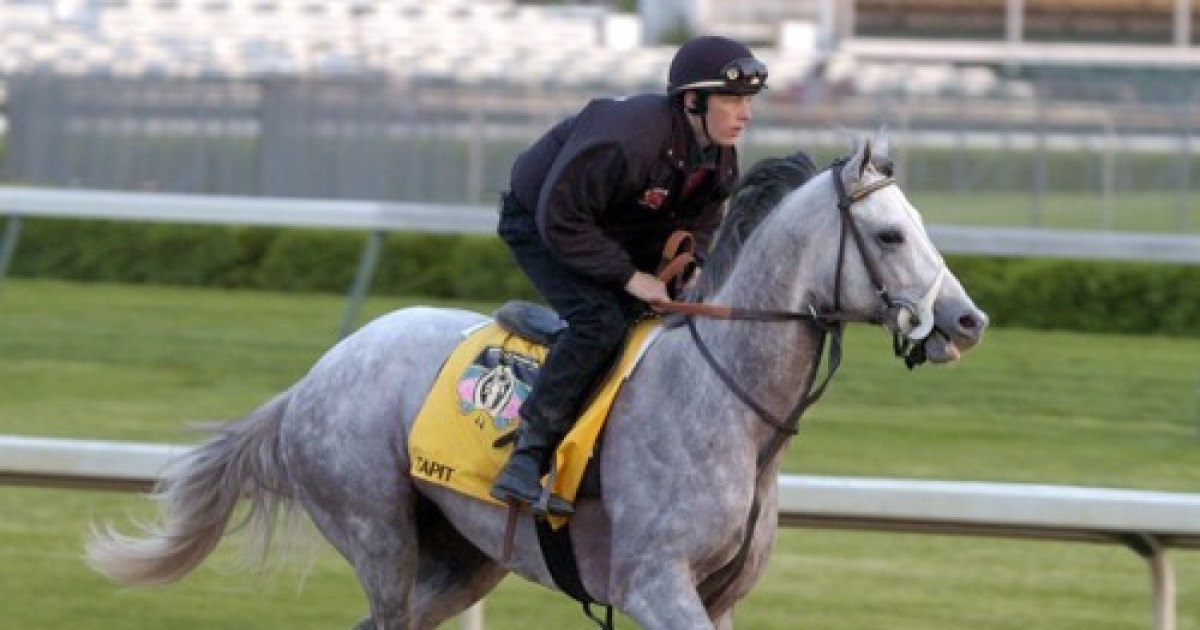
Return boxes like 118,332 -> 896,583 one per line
0,0 -> 1020,100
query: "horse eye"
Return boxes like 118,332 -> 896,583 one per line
878,229 -> 905,245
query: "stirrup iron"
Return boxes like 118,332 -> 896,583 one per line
534,463 -> 575,517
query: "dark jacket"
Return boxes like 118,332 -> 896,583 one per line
507,93 -> 738,288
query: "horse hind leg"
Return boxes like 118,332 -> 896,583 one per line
409,493 -> 507,626
305,482 -> 503,630
301,473 -> 421,629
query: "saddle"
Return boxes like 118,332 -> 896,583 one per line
493,299 -> 565,346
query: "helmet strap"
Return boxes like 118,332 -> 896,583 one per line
699,112 -> 714,147
683,92 -> 715,146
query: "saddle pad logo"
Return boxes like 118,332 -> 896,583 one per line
456,346 -> 539,431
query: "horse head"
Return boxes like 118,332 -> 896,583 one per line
703,132 -> 988,366
820,131 -> 988,363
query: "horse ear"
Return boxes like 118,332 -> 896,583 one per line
860,137 -> 874,177
839,134 -> 867,189
844,135 -> 873,182
874,125 -> 890,158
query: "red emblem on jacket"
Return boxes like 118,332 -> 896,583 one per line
639,187 -> 670,210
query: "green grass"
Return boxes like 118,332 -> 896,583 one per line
911,190 -> 1200,232
1,279 -> 1198,629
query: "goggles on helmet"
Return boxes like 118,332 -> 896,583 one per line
720,58 -> 768,92
674,57 -> 768,95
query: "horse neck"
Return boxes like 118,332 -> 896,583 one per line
694,223 -> 830,447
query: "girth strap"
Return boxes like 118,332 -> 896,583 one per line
535,519 -> 614,629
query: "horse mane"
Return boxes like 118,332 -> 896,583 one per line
692,150 -> 818,300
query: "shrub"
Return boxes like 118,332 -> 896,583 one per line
949,255 -> 1200,337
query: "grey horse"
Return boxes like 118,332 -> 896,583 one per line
87,134 -> 988,629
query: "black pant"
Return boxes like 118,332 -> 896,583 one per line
498,195 -> 647,435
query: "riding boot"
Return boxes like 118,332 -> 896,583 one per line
490,417 -> 575,517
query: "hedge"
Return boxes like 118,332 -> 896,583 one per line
948,255 -> 1200,337
9,219 -> 538,301
7,219 -> 1198,337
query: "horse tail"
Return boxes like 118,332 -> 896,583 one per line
85,389 -> 295,586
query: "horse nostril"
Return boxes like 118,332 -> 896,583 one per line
958,314 -> 978,330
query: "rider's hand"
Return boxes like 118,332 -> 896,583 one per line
624,271 -> 671,307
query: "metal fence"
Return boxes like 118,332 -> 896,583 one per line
2,69 -> 1198,231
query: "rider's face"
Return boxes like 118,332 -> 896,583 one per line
689,93 -> 755,147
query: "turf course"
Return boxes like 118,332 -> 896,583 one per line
1,279 -> 1197,629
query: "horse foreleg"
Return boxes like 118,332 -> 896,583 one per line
616,568 -> 715,630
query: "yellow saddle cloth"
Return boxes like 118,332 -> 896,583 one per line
409,317 -> 661,515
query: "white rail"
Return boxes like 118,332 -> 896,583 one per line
0,186 -> 497,233
2,434 -> 1198,629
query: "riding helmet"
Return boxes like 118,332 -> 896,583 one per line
667,35 -> 768,96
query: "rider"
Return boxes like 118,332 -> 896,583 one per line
490,35 -> 769,515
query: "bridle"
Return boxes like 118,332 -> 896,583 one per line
828,157 -> 947,369
654,158 -> 949,606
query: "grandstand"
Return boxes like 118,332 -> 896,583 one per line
0,0 -> 1029,101
854,0 -> 1193,44
0,0 -> 672,83
1,1 -> 1197,100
